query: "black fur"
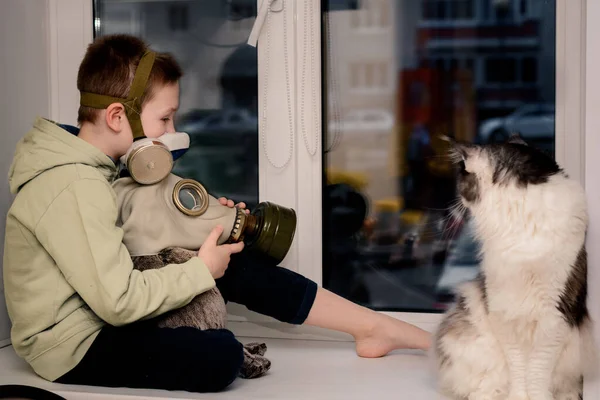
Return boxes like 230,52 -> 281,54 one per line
451,133 -> 562,202
474,272 -> 488,313
488,141 -> 562,188
557,246 -> 589,327
458,171 -> 480,203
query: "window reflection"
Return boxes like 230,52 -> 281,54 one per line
323,0 -> 556,312
94,0 -> 259,209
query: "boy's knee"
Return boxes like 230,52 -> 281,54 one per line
217,336 -> 244,390
200,331 -> 244,392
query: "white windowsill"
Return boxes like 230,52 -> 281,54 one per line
0,336 -> 443,400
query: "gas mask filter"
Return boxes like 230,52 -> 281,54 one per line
118,131 -> 190,184
114,174 -> 297,264
80,50 -> 187,185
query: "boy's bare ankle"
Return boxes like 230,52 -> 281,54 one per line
350,310 -> 380,341
353,313 -> 432,355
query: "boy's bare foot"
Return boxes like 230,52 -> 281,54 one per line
304,287 -> 432,357
354,314 -> 432,358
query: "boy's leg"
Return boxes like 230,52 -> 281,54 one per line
55,321 -> 243,393
217,251 -> 431,356
216,251 -> 318,324
304,288 -> 432,356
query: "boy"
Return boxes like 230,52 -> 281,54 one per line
3,34 -> 430,393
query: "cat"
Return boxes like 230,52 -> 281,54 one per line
432,134 -> 596,400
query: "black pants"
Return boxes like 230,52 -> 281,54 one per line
55,251 -> 318,393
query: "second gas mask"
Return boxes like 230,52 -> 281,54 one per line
113,174 -> 297,264
80,50 -> 186,185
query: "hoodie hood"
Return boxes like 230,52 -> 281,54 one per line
8,117 -> 118,194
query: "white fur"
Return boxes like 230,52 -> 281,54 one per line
433,149 -> 594,400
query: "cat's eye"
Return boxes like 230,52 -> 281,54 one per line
458,160 -> 468,175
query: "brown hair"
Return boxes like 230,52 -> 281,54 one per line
76,34 -> 183,125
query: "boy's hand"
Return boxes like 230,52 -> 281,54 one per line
218,197 -> 250,215
198,225 -> 244,279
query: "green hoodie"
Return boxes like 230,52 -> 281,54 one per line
3,117 -> 216,381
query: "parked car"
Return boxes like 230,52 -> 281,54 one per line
478,103 -> 555,144
178,108 -> 258,138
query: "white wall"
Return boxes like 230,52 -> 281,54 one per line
0,0 -> 53,345
583,0 -> 600,397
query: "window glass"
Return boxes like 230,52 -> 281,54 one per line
323,0 -> 556,312
94,0 -> 259,209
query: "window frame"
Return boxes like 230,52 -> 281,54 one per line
46,3 -> 599,397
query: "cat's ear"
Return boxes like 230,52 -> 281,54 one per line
440,135 -> 474,162
507,132 -> 528,146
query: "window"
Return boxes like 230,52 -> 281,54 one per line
465,57 -> 474,70
350,0 -> 391,29
423,0 -> 446,20
520,0 -> 529,16
485,57 -> 518,83
168,4 -> 189,32
422,56 -> 474,72
422,0 -> 474,21
451,0 -> 474,19
94,1 -> 259,210
521,56 -> 537,82
482,0 -> 491,20
349,62 -> 390,90
483,55 -> 539,85
323,0 -> 557,312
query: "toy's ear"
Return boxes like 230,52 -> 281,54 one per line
159,247 -> 197,265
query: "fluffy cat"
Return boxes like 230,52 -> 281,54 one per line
432,134 -> 595,400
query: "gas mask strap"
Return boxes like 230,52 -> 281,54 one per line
126,51 -> 156,140
79,50 -> 157,141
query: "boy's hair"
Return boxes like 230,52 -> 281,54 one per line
77,34 -> 183,125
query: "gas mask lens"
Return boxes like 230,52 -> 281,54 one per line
173,179 -> 210,217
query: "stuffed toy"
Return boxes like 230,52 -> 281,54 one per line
113,173 -> 296,378
130,246 -> 272,379
112,173 -> 274,379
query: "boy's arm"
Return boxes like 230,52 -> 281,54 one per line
35,178 -> 216,326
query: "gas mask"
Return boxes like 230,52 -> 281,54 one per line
80,50 -> 186,185
113,174 -> 297,264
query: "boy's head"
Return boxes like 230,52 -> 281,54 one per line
76,34 -> 183,159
